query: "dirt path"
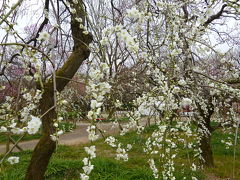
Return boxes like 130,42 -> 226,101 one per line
0,118 -> 153,154
0,122 -> 123,154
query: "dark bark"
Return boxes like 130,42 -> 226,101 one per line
25,1 -> 92,179
197,101 -> 214,167
199,130 -> 214,167
198,112 -> 214,167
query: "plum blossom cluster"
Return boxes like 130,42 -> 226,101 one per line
0,89 -> 42,164
86,125 -> 99,142
65,0 -> 89,35
80,146 -> 96,180
49,99 -> 68,142
85,63 -> 111,141
79,63 -> 111,178
101,25 -> 139,53
116,143 -> 129,161
86,63 -> 111,120
105,136 -> 132,162
37,31 -> 50,42
149,159 -> 159,179
27,116 -> 42,134
0,89 -> 42,136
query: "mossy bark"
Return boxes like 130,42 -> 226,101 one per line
25,1 -> 92,179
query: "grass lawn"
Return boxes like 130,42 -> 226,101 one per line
0,133 -> 42,144
0,124 -> 239,180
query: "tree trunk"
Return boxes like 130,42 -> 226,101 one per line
25,86 -> 57,180
198,111 -> 214,167
199,131 -> 214,167
197,102 -> 214,167
25,1 -> 92,179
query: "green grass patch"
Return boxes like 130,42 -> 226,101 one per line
0,133 -> 42,144
0,123 -> 239,180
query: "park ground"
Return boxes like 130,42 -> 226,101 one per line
0,120 -> 239,180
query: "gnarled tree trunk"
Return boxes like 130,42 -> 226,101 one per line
25,1 -> 92,179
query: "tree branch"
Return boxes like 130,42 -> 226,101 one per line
204,4 -> 227,27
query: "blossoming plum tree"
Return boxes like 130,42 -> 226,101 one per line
84,0 -> 240,178
0,0 -> 240,180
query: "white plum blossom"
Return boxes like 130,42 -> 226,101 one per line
0,126 -> 7,132
126,7 -> 142,19
105,136 -> 117,147
83,162 -> 94,174
27,116 -> 42,134
181,98 -> 192,108
86,125 -> 99,141
178,79 -> 187,86
37,31 -> 50,41
80,146 -> 96,179
87,111 -> 95,120
100,63 -> 109,71
11,128 -> 24,135
80,173 -> 89,180
70,8 -> 76,14
57,116 -> 63,121
75,17 -> 82,22
116,144 -> 128,161
72,0 -> 78,4
53,122 -> 58,127
84,145 -> 96,159
82,157 -> 89,166
149,159 -> 158,179
191,163 -> 197,171
50,135 -> 57,141
7,156 -> 19,164
57,130 -> 64,136
126,144 -> 132,151
90,100 -> 102,109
